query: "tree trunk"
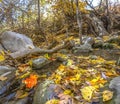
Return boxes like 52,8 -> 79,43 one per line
37,0 -> 40,28
76,0 -> 82,44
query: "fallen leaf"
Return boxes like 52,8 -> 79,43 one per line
0,76 -> 7,81
45,99 -> 59,104
63,89 -> 73,96
103,90 -> 113,102
0,51 -> 5,62
23,74 -> 38,88
81,86 -> 95,101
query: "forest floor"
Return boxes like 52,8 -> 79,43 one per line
0,32 -> 120,104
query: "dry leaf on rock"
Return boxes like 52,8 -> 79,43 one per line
103,90 -> 113,102
81,86 -> 95,101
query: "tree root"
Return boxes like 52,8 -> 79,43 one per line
10,41 -> 70,59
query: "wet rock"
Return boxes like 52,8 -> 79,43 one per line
73,43 -> 93,53
0,31 -> 35,52
109,76 -> 120,104
33,80 -> 61,104
32,57 -> 50,69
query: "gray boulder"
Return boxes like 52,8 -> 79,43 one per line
109,76 -> 120,104
73,43 -> 93,53
0,66 -> 16,98
0,66 -> 15,75
33,80 -> 60,104
109,76 -> 120,94
0,31 -> 35,52
32,57 -> 50,69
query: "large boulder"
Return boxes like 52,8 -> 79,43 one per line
0,66 -> 16,97
109,76 -> 120,104
33,80 -> 60,104
0,31 -> 35,52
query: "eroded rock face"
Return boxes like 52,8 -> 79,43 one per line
0,31 -> 35,52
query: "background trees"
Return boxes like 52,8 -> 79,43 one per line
0,0 -> 119,44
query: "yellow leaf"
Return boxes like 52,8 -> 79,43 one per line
44,53 -> 50,59
103,90 -> 113,102
81,86 -> 95,101
39,74 -> 47,78
19,72 -> 30,79
64,90 -> 73,96
45,99 -> 59,104
28,60 -> 32,66
103,36 -> 109,41
0,51 -> 5,62
67,59 -> 74,66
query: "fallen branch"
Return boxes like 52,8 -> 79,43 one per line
10,41 -> 70,59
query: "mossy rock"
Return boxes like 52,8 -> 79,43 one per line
107,37 -> 120,45
33,80 -> 60,104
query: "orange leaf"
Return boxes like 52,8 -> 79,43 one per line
23,74 -> 38,88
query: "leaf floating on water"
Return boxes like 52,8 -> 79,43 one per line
103,90 -> 113,102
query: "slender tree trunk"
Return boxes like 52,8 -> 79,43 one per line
106,0 -> 109,16
22,11 -> 24,28
37,0 -> 40,28
76,0 -> 82,44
